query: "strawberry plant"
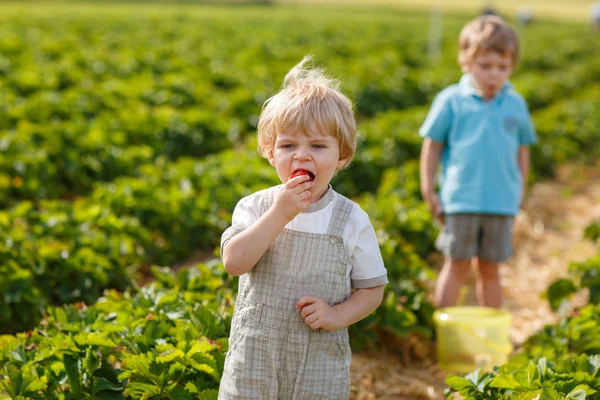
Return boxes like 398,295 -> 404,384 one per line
0,263 -> 233,399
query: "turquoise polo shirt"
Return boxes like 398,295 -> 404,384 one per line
419,74 -> 537,216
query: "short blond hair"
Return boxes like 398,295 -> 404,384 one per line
458,16 -> 520,67
257,56 -> 357,169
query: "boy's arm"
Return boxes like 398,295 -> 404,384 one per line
517,145 -> 530,209
420,138 -> 444,219
222,207 -> 290,276
332,286 -> 385,328
223,176 -> 314,276
296,286 -> 385,331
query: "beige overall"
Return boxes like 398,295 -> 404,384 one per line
219,187 -> 353,399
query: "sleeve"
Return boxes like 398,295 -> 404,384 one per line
219,194 -> 262,259
419,90 -> 453,143
518,101 -> 537,145
350,208 -> 388,289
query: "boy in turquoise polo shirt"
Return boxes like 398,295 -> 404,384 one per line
419,16 -> 537,308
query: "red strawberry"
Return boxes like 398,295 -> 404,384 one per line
290,169 -> 314,181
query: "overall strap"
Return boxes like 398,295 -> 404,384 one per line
326,195 -> 353,238
261,186 -> 279,214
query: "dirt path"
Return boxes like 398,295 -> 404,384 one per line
349,164 -> 600,400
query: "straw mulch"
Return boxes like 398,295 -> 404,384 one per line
349,164 -> 600,400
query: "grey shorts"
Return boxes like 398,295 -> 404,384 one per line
435,213 -> 515,263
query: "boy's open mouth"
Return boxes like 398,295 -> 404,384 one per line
290,169 -> 315,181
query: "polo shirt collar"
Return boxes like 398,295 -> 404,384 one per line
459,73 -> 513,99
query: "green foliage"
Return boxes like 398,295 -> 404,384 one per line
525,304 -> 600,360
545,221 -> 600,311
530,86 -> 600,180
350,167 -> 438,348
445,350 -> 600,398
333,108 -> 425,197
0,200 -> 149,333
584,221 -> 600,242
0,263 -> 232,398
91,150 -> 280,262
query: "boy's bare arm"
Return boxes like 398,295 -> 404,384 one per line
223,176 -> 314,276
222,207 -> 290,276
517,146 -> 530,208
332,286 -> 385,328
296,286 -> 385,331
420,138 -> 444,218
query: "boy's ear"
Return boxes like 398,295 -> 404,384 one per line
460,61 -> 471,73
268,152 -> 276,167
336,157 -> 349,171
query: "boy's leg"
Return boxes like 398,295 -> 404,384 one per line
473,258 -> 501,308
434,214 -> 480,307
475,214 -> 515,308
434,257 -> 471,307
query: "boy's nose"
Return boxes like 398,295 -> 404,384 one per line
293,148 -> 311,160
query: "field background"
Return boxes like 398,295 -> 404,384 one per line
0,1 -> 599,399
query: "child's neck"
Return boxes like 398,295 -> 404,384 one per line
309,186 -> 330,204
470,82 -> 496,101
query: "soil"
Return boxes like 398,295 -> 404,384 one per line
348,164 -> 600,400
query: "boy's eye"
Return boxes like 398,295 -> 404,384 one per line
281,144 -> 294,148
312,144 -> 326,148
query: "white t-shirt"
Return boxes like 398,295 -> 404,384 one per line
221,185 -> 388,294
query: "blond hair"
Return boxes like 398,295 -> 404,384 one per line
257,56 -> 357,169
458,16 -> 520,67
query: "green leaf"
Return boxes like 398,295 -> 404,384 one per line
53,307 -> 69,325
85,347 -> 101,376
589,355 -> 600,376
197,389 -> 218,400
184,381 -> 198,393
188,352 -> 219,382
445,375 -> 474,390
566,389 -> 587,399
63,354 -> 83,394
120,353 -> 153,379
537,357 -> 548,381
541,386 -> 564,400
490,373 -> 520,389
74,332 -> 116,348
92,377 -> 124,393
124,382 -> 160,398
514,361 -> 538,389
464,368 -> 481,386
546,279 -> 578,311
583,221 -> 600,241
151,266 -> 178,288
4,364 -> 23,396
187,339 -> 215,356
22,376 -> 48,393
156,348 -> 185,364
168,385 -> 194,400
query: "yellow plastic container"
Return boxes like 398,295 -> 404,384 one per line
433,307 -> 513,373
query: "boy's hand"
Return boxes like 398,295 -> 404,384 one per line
296,296 -> 342,331
424,192 -> 444,223
273,175 -> 314,222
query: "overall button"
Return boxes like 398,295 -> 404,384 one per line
329,237 -> 337,245
328,193 -> 335,201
